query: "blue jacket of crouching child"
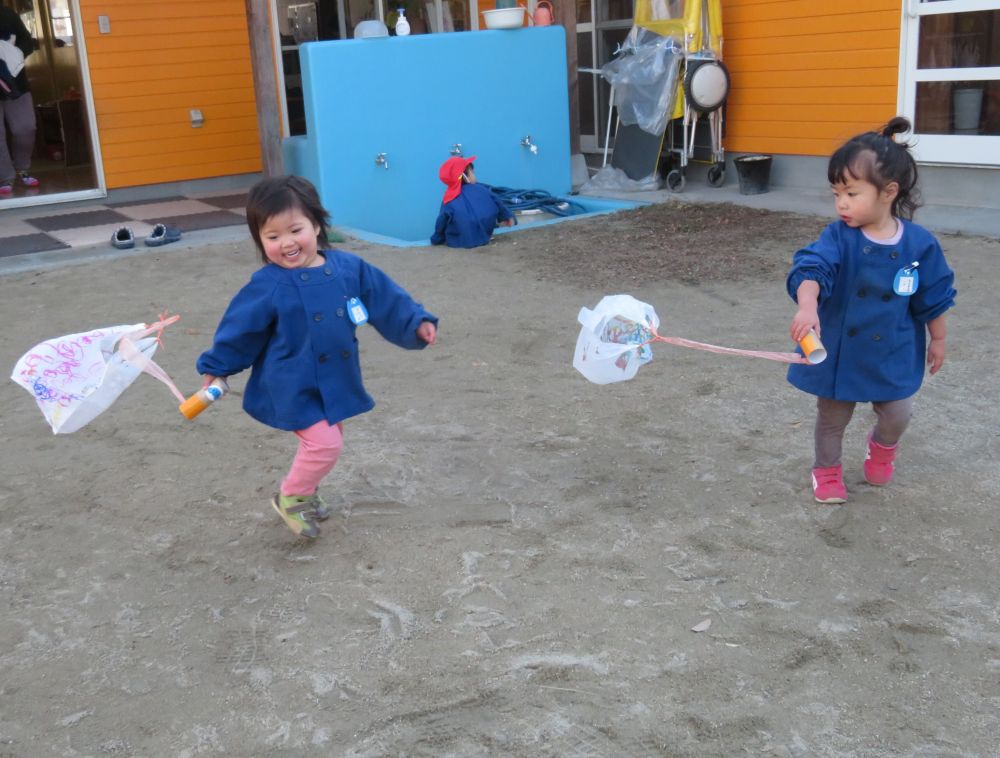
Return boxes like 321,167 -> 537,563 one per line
431,183 -> 513,249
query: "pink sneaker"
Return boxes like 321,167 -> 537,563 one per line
0,182 -> 11,195
864,433 -> 897,486
16,171 -> 39,187
812,465 -> 847,504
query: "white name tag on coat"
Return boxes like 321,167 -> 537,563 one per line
893,266 -> 919,296
346,297 -> 369,325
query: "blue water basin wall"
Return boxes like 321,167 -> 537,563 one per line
284,27 -> 637,247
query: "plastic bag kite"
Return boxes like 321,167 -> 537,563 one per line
574,294 -> 807,385
11,315 -> 187,434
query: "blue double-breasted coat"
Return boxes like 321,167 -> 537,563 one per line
430,183 -> 513,249
196,251 -> 438,431
786,220 -> 955,402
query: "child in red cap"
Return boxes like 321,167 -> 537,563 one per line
431,156 -> 513,248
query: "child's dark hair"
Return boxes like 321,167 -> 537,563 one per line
828,116 -> 921,220
245,175 -> 331,263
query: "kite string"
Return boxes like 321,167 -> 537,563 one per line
117,314 -> 187,403
120,339 -> 186,402
641,328 -> 808,364
150,312 -> 179,351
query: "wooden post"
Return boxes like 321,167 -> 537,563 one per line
245,0 -> 284,176
555,2 -> 580,155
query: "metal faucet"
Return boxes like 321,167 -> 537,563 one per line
520,135 -> 538,155
450,143 -> 463,156
375,152 -> 389,169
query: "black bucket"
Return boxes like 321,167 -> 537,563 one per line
734,154 -> 773,195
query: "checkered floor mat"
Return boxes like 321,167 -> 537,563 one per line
0,192 -> 248,259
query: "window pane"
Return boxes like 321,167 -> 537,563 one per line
422,0 -> 464,33
632,0 -> 684,22
915,80 -> 1000,135
578,33 -> 595,136
446,0 -> 468,31
598,27 -> 630,144
283,50 -> 306,136
918,10 -> 1000,69
601,0 -> 633,24
49,0 -> 73,46
343,0 -> 377,35
577,0 -> 592,24
287,2 -> 320,42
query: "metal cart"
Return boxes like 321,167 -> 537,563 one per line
632,0 -> 729,192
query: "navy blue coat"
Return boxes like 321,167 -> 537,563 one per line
787,220 -> 955,402
196,251 -> 437,431
431,183 -> 513,248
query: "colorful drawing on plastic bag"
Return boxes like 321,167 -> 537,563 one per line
574,295 -> 660,385
603,316 -> 654,373
573,294 -> 807,385
10,315 -> 186,434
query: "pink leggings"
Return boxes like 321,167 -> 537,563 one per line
281,420 -> 343,497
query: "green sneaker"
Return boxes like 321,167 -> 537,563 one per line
271,494 -> 321,538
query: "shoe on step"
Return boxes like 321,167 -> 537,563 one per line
812,465 -> 847,504
144,223 -> 182,247
112,226 -> 135,249
864,432 -> 897,486
0,182 -> 12,196
271,493 -> 321,538
16,171 -> 39,187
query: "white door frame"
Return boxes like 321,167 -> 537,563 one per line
70,0 -> 105,199
900,0 -> 1000,166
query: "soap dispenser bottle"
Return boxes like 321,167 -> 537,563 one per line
395,8 -> 410,35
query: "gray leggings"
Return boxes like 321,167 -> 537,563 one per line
0,92 -> 36,182
814,396 -> 913,468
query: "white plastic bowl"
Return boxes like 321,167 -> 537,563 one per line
482,7 -> 526,29
354,19 -> 388,38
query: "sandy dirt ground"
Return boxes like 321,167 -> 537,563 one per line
1,203 -> 999,757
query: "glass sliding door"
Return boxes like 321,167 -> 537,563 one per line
901,0 -> 1000,164
577,0 -> 632,154
1,0 -> 102,207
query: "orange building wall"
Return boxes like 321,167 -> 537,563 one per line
79,1 -> 262,189
720,0 -> 901,157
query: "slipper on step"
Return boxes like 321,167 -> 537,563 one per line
111,226 -> 135,250
145,223 -> 182,247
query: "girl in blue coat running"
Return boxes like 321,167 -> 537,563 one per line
197,176 -> 438,538
787,117 -> 956,504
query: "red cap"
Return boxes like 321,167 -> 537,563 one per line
439,155 -> 477,204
